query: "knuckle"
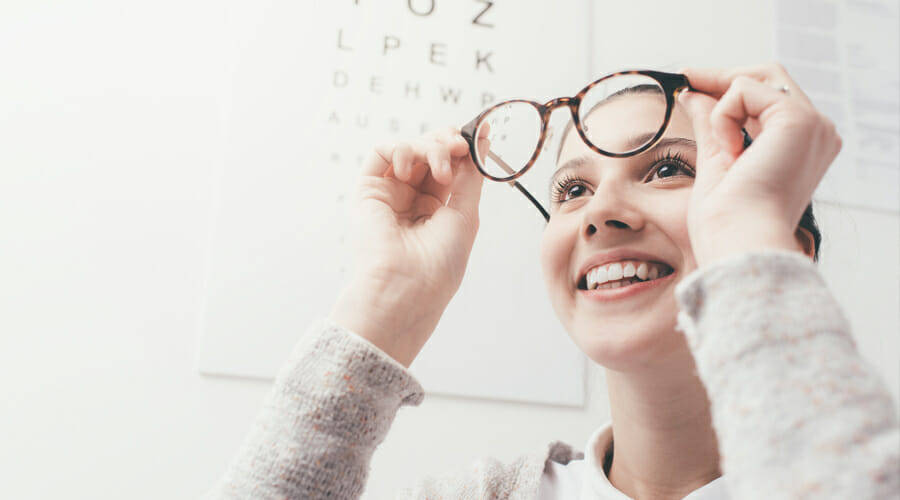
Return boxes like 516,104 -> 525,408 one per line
832,132 -> 843,155
729,75 -> 755,92
819,115 -> 837,134
430,144 -> 449,161
374,142 -> 395,156
698,138 -> 722,159
768,62 -> 788,75
783,107 -> 818,127
369,145 -> 395,168
412,140 -> 432,155
435,127 -> 463,145
708,107 -> 731,129
395,142 -> 411,156
819,115 -> 843,150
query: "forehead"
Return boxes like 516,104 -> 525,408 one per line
558,93 -> 694,164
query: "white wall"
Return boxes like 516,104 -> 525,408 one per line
0,1 -> 896,499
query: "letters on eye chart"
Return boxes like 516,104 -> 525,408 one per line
348,0 -> 495,25
326,0 -> 499,137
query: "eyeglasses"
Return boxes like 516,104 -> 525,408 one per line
460,70 -> 693,221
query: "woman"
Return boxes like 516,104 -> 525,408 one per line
208,64 -> 899,499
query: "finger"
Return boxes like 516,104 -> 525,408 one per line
417,151 -> 475,204
366,136 -> 460,191
677,91 -> 717,153
393,142 -> 431,186
478,121 -> 491,140
682,66 -> 771,97
444,155 -> 484,224
422,139 -> 453,186
711,76 -> 795,155
428,128 -> 471,186
419,169 -> 453,205
431,127 -> 470,158
470,121 -> 492,170
433,126 -> 487,184
683,64 -> 784,94
683,64 -> 812,105
397,135 -> 460,187
677,91 -> 732,182
433,132 -> 467,185
362,144 -> 395,177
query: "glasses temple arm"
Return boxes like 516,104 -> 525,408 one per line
486,149 -> 550,221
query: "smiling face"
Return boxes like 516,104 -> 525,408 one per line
540,94 -> 698,371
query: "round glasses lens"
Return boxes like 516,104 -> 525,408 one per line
577,74 -> 668,155
474,101 -> 543,180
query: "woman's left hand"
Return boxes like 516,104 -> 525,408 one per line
678,64 -> 842,266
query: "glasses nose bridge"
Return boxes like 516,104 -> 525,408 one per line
540,97 -> 581,143
543,96 -> 579,117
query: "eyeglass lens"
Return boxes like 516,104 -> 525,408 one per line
473,73 -> 669,180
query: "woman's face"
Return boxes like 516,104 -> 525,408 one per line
540,94 -> 698,371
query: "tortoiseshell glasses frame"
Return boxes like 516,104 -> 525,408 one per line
460,70 -> 693,221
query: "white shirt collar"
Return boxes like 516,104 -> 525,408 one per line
581,422 -> 730,500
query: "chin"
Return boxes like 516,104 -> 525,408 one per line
568,306 -> 686,372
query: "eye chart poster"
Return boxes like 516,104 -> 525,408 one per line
198,0 -> 591,406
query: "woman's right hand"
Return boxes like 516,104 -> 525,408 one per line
329,128 -> 485,368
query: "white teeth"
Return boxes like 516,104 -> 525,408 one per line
608,263 -> 624,280
595,266 -> 607,285
583,260 -> 670,290
608,278 -> 638,289
636,262 -> 648,280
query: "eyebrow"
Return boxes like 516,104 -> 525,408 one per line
553,136 -> 697,185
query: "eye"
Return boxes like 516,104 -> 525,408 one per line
651,163 -> 684,179
562,183 -> 589,201
646,151 -> 695,182
551,175 -> 593,203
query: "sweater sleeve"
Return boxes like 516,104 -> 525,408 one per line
206,319 -> 425,500
675,251 -> 899,500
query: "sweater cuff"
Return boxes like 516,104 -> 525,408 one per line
674,250 -> 851,357
211,320 -> 426,499
281,318 -> 426,408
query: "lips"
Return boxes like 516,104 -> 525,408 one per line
575,250 -> 676,291
577,260 -> 675,290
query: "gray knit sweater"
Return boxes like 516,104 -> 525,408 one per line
208,251 -> 900,499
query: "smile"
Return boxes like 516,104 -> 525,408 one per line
577,260 -> 675,291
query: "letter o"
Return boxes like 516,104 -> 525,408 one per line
407,0 -> 435,16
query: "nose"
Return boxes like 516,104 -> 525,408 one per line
581,182 -> 646,239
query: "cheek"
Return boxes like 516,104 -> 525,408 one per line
540,218 -> 577,304
659,193 -> 697,272
539,222 -> 564,286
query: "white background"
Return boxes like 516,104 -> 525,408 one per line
1,1 -> 897,499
